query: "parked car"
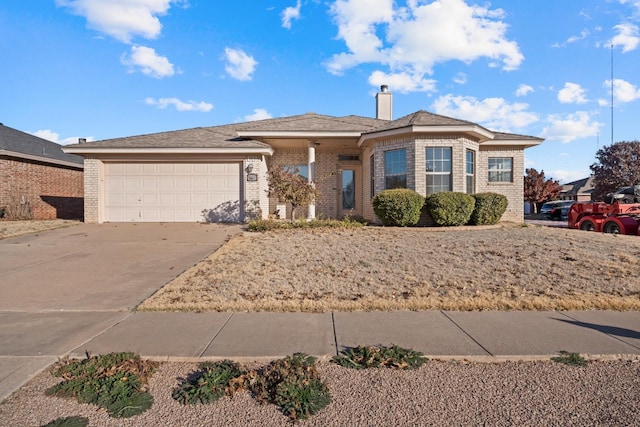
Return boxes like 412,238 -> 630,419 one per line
540,201 -> 562,217
549,200 -> 575,220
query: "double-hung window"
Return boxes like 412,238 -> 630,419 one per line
488,158 -> 513,182
425,147 -> 452,194
384,149 -> 407,189
465,149 -> 475,194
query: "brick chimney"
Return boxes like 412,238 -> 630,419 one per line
376,85 -> 392,120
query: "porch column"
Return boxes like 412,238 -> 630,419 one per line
307,141 -> 317,220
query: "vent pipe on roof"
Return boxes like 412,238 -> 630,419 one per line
376,85 -> 392,120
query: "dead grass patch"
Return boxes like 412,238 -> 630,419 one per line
138,225 -> 640,312
0,219 -> 80,239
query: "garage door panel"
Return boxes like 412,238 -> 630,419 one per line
105,162 -> 241,222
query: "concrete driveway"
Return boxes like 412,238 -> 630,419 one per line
0,222 -> 241,401
0,223 -> 241,311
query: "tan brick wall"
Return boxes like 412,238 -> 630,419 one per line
362,136 -> 525,223
477,146 -> 525,222
82,157 -> 102,223
0,157 -> 83,220
268,148 -> 361,219
244,156 -> 269,220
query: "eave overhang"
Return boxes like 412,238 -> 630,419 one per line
0,149 -> 84,169
357,125 -> 495,146
62,147 -> 275,156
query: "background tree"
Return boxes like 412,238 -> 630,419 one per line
524,168 -> 561,213
590,140 -> 640,200
267,167 -> 319,222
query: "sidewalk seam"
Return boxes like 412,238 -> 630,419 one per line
331,312 -> 339,356
65,311 -> 135,358
198,312 -> 235,357
440,311 -> 494,357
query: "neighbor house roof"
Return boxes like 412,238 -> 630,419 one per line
0,124 -> 83,168
561,176 -> 594,197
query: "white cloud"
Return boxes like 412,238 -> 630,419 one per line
551,29 -> 589,47
368,70 -> 436,93
326,0 -> 523,91
452,72 -> 467,85
604,78 -> 640,103
282,0 -> 302,29
597,98 -> 609,107
431,94 -> 539,131
121,45 -> 175,78
55,0 -> 181,43
540,111 -> 601,143
144,97 -> 213,112
31,129 -> 94,145
515,84 -> 534,97
244,108 -> 273,121
557,82 -> 588,104
223,48 -> 258,81
610,23 -> 640,52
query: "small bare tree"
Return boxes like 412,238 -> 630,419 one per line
267,167 -> 319,222
4,194 -> 34,220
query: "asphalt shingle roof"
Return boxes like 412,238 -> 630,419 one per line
0,124 -> 83,165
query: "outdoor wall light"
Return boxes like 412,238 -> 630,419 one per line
245,164 -> 254,173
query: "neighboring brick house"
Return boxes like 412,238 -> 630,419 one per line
0,124 -> 84,220
559,176 -> 594,202
64,87 -> 542,224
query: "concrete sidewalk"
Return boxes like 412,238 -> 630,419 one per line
2,309 -> 639,402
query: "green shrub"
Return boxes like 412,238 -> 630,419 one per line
172,360 -> 246,405
469,192 -> 508,225
372,189 -> 424,226
332,345 -> 427,370
424,192 -> 475,226
249,353 -> 331,421
46,353 -> 158,418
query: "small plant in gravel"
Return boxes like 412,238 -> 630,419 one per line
45,352 -> 158,418
41,416 -> 89,427
172,360 -> 246,404
248,353 -> 331,421
551,351 -> 588,367
332,345 -> 427,370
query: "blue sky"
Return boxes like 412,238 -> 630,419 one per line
1,0 -> 639,183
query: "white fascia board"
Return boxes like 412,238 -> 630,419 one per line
62,147 -> 275,156
0,149 -> 84,169
235,130 -> 362,139
357,125 -> 494,146
481,139 -> 543,148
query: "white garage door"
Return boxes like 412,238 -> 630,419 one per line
105,163 -> 241,222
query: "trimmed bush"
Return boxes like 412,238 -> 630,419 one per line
469,192 -> 508,225
372,189 -> 424,226
424,192 -> 475,226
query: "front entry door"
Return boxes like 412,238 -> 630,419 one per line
337,166 -> 362,218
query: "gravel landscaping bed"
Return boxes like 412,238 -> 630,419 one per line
139,225 -> 640,312
1,359 -> 639,426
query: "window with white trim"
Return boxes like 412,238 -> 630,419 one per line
425,147 -> 452,194
384,149 -> 407,189
488,157 -> 513,182
466,149 -> 475,194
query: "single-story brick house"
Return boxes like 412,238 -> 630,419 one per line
559,176 -> 594,202
64,87 -> 542,224
0,124 -> 84,220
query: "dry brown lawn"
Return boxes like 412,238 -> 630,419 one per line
138,224 -> 640,312
0,219 -> 80,239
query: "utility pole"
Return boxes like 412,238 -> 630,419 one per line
611,44 -> 614,145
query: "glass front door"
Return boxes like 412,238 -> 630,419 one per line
338,166 -> 362,218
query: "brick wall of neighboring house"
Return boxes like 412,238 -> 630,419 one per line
0,157 -> 84,220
